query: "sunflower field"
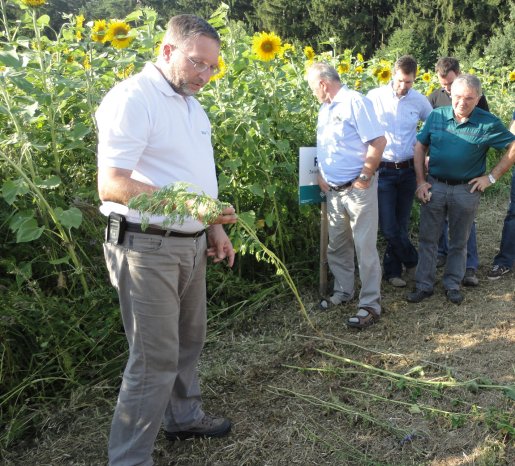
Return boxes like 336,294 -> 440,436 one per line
0,0 -> 514,447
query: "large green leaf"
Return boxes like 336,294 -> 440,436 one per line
2,179 -> 30,205
0,49 -> 22,68
34,176 -> 62,189
15,218 -> 45,243
55,207 -> 83,229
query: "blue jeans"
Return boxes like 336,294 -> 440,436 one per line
416,177 -> 481,292
377,166 -> 418,279
437,221 -> 479,270
493,168 -> 515,268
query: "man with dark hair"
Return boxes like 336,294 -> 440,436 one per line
428,57 -> 489,286
97,14 -> 236,466
307,62 -> 386,329
487,111 -> 515,279
367,56 -> 433,287
408,75 -> 515,305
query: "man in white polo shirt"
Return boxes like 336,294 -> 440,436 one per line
307,62 -> 386,329
96,15 -> 237,466
367,55 -> 433,288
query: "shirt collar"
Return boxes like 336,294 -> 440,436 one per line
443,105 -> 479,125
331,85 -> 349,103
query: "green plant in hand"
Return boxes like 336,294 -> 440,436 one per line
128,182 -> 232,229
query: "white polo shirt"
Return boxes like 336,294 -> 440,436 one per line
367,83 -> 432,162
96,62 -> 217,232
317,86 -> 384,185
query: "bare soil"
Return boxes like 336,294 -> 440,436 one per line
3,195 -> 514,466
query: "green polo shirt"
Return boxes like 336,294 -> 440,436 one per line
417,106 -> 515,181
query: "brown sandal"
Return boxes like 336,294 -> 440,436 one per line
346,307 -> 380,329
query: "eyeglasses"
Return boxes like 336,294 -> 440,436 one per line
176,47 -> 220,75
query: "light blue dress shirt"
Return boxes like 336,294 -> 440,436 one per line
317,86 -> 384,185
367,83 -> 433,162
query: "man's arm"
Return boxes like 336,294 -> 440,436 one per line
413,141 -> 432,203
469,141 -> 515,192
98,166 -> 237,225
98,167 -> 157,204
354,135 -> 386,189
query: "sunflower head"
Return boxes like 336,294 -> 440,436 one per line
21,0 -> 46,7
357,53 -> 364,62
421,72 -> 431,82
75,14 -> 85,41
210,56 -> 227,82
105,20 -> 134,50
378,68 -> 391,83
355,65 -> 363,74
509,70 -> 515,82
337,62 -> 350,74
279,43 -> 295,60
91,19 -> 108,43
252,32 -> 282,62
304,46 -> 315,61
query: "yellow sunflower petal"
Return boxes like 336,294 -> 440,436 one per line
252,32 -> 282,62
105,20 -> 134,50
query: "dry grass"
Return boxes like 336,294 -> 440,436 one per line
2,195 -> 514,466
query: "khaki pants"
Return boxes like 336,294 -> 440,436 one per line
104,232 -> 207,466
326,176 -> 382,314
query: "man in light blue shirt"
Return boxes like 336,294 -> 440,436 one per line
367,56 -> 433,287
307,62 -> 386,329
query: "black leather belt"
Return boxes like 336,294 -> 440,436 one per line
329,178 -> 356,191
430,176 -> 472,186
126,222 -> 205,238
380,159 -> 414,169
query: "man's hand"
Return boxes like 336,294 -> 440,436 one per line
415,182 -> 432,203
318,174 -> 330,193
353,178 -> 370,190
187,200 -> 238,225
207,224 -> 235,267
468,175 -> 491,193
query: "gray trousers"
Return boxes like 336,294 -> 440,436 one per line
104,231 -> 208,466
415,177 -> 481,292
326,176 -> 382,314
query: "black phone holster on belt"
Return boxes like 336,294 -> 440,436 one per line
107,213 -> 127,245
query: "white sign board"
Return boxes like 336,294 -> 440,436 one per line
298,147 -> 323,204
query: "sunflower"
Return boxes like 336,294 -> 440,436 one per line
252,32 -> 281,61
304,46 -> 315,61
509,71 -> 515,82
354,79 -> 362,90
278,43 -> 295,60
105,20 -> 134,49
75,14 -> 85,41
337,62 -> 350,74
21,0 -> 46,7
355,65 -> 363,73
91,20 -> 107,43
210,56 -> 227,82
421,72 -> 431,82
378,67 -> 391,83
357,53 -> 364,62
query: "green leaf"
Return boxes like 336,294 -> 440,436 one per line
36,14 -> 50,28
49,256 -> 71,265
34,176 -> 61,189
2,179 -> 30,205
125,10 -> 143,22
504,387 -> 515,401
9,76 -> 36,94
69,122 -> 91,139
249,184 -> 264,197
238,210 -> 256,227
409,404 -> 422,414
16,261 -> 32,286
16,218 -> 44,243
55,207 -> 83,229
0,49 -> 22,68
265,212 -> 275,228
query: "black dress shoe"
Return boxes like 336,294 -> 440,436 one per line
406,289 -> 433,303
446,289 -> 463,305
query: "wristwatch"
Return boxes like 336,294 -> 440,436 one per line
358,173 -> 370,182
488,173 -> 496,184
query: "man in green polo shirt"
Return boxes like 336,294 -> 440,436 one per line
407,74 -> 515,305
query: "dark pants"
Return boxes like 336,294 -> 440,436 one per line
493,168 -> 515,268
377,166 -> 418,279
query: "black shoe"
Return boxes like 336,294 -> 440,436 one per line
446,289 -> 463,305
436,255 -> 446,268
164,414 -> 232,441
406,289 -> 433,303
462,268 -> 479,287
